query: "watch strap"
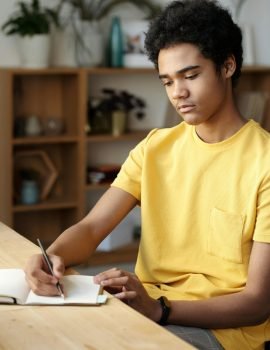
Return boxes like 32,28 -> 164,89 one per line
157,296 -> 171,325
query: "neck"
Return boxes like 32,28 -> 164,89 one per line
195,116 -> 247,144
195,97 -> 246,144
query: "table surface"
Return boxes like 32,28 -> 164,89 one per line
0,222 -> 195,350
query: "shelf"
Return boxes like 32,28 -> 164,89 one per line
12,199 -> 78,212
86,130 -> 150,142
242,65 -> 270,73
85,67 -> 155,75
13,135 -> 79,145
85,183 -> 111,191
5,67 -> 79,75
86,240 -> 140,266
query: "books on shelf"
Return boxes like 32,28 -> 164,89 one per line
0,269 -> 107,305
236,91 -> 269,124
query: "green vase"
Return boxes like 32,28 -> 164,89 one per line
109,17 -> 123,67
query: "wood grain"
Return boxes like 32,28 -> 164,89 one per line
0,222 -> 195,350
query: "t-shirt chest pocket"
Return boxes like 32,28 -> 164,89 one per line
207,207 -> 246,264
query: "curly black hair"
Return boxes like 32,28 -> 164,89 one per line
144,0 -> 243,86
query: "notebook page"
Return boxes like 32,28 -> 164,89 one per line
26,275 -> 101,305
61,275 -> 101,304
0,269 -> 30,304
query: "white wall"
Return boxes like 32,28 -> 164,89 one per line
219,0 -> 270,65
0,0 -> 269,67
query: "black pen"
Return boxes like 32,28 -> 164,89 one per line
37,238 -> 64,298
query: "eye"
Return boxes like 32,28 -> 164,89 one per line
185,73 -> 199,80
162,80 -> 173,87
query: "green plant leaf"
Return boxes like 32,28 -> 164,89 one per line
2,0 -> 60,35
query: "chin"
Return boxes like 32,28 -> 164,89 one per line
181,116 -> 202,126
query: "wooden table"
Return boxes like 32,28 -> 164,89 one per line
0,222 -> 195,350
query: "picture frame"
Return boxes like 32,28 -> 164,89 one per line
121,19 -> 153,68
14,150 -> 58,201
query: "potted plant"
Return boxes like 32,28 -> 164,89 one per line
56,0 -> 161,66
2,0 -> 60,68
58,0 -> 161,21
87,88 -> 146,135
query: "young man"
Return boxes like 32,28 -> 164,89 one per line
25,1 -> 270,349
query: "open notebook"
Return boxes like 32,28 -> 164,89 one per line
0,269 -> 107,305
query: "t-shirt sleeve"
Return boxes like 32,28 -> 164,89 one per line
111,129 -> 158,201
253,173 -> 270,243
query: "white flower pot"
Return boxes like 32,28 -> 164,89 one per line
17,34 -> 51,68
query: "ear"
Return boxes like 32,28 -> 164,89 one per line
223,55 -> 236,78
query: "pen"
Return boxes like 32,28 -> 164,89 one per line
37,238 -> 64,298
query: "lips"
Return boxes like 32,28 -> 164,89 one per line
178,104 -> 196,113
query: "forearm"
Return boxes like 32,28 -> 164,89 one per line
47,221 -> 99,267
168,291 -> 269,329
46,188 -> 138,267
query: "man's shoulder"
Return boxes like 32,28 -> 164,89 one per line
146,122 -> 189,144
248,120 -> 270,146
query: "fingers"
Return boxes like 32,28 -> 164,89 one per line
115,286 -> 137,300
94,268 -> 139,300
102,285 -> 123,294
94,268 -> 135,283
24,253 -> 65,296
100,275 -> 129,287
26,275 -> 62,296
94,268 -> 131,288
49,255 -> 65,279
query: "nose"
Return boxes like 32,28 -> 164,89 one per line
172,81 -> 189,100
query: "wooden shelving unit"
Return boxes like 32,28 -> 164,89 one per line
87,240 -> 140,266
236,66 -> 270,130
0,68 -> 84,246
0,67 -> 150,255
85,183 -> 110,191
86,130 -> 150,143
13,135 -> 79,145
1,65 -> 270,262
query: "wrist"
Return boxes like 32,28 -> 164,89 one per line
149,298 -> 163,322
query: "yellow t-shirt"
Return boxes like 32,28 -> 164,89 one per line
112,119 -> 270,350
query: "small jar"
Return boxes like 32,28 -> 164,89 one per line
112,110 -> 126,136
21,180 -> 40,205
25,115 -> 42,136
43,117 -> 64,136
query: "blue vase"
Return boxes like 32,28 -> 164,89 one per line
21,180 -> 40,205
109,17 -> 123,67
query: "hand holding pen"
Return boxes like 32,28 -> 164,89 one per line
37,238 -> 64,298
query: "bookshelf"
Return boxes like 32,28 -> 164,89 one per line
236,66 -> 270,130
0,67 -> 152,251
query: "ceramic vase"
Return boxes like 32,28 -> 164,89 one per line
75,20 -> 103,67
112,110 -> 126,136
25,116 -> 42,136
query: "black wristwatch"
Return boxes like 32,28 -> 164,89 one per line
157,296 -> 171,325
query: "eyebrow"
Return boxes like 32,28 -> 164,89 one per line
158,65 -> 201,80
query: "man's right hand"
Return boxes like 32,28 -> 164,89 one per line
24,253 -> 65,296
